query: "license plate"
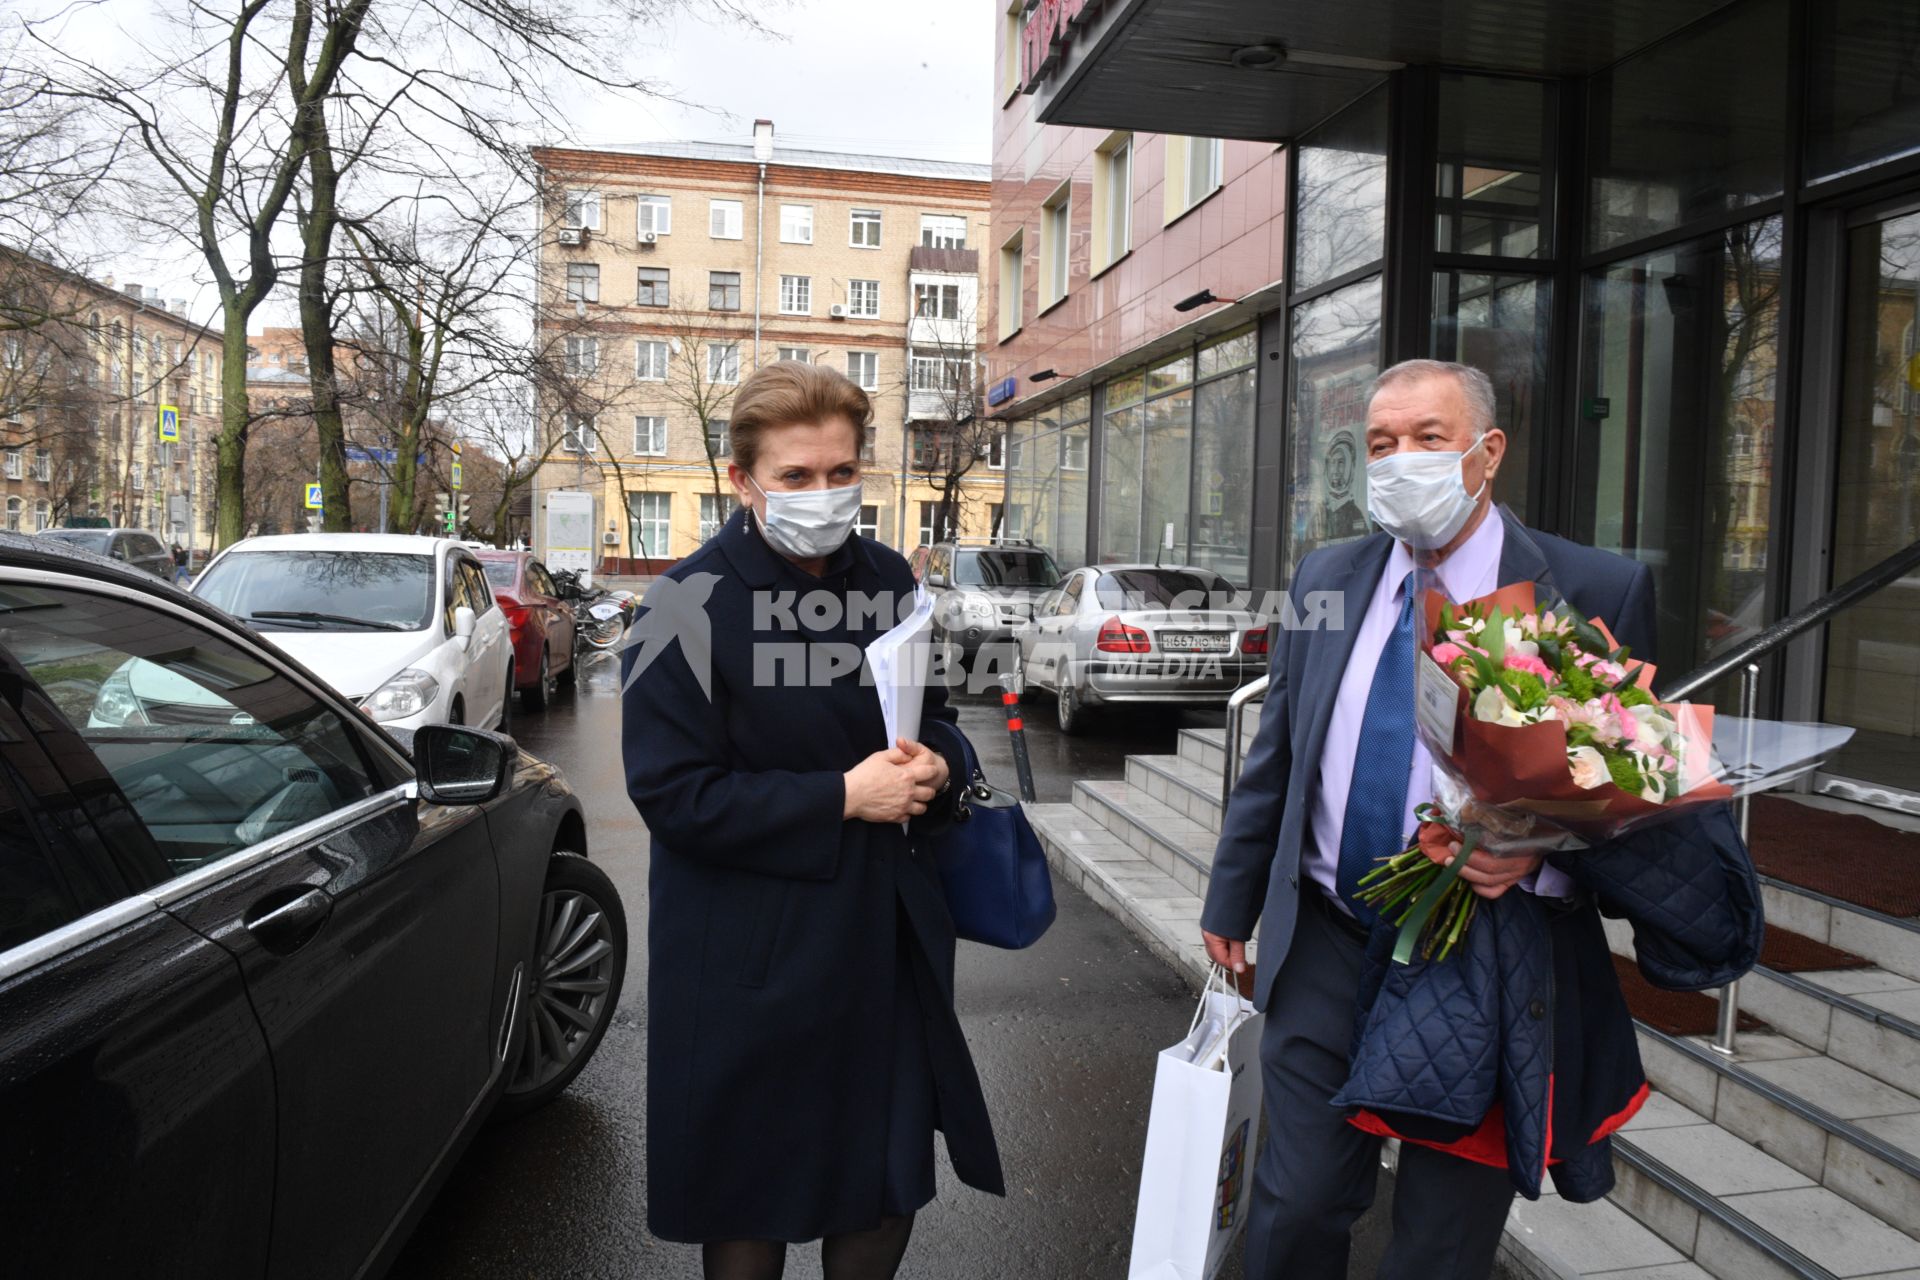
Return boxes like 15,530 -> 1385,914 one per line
1161,631 -> 1230,653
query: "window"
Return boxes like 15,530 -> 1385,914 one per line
4,497 -> 18,531
779,275 -> 812,315
708,343 -> 740,384
1063,430 -> 1089,470
710,199 -> 744,239
637,267 -> 670,307
847,279 -> 881,318
851,208 -> 883,248
31,498 -> 49,531
999,231 -> 1025,339
917,501 -> 947,546
633,415 -> 667,456
628,493 -> 670,557
564,335 -> 599,376
777,346 -> 812,364
914,282 -> 962,319
705,418 -> 730,458
710,271 -> 742,311
847,351 -> 879,390
563,189 -> 601,230
856,504 -> 879,540
699,492 -> 735,542
32,449 -> 50,482
3,450 -> 20,479
780,204 -> 814,243
561,412 -> 595,453
987,430 -> 1008,470
1002,0 -> 1025,100
921,214 -> 968,249
911,347 -> 969,394
1,584 -> 381,874
1164,136 -> 1224,222
1040,185 -> 1071,309
565,262 -> 600,303
636,339 -> 670,380
637,194 -> 672,237
1094,133 -> 1134,273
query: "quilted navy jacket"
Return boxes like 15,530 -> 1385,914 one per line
1331,804 -> 1762,1200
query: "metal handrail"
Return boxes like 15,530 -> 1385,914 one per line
1221,675 -> 1269,810
1661,536 -> 1920,701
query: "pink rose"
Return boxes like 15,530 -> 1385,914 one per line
1504,652 -> 1552,678
1431,642 -> 1465,667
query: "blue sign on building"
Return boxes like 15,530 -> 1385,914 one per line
987,376 -> 1018,407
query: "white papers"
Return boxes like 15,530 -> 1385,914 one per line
868,587 -> 935,750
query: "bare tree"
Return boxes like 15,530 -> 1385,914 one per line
898,285 -> 992,545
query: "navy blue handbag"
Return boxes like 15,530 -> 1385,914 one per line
934,734 -> 1056,949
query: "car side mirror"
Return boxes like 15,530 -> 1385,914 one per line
414,724 -> 515,805
452,605 -> 476,645
927,572 -> 947,588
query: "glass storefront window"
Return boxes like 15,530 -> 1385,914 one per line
1575,216 -> 1783,704
1294,88 -> 1389,292
1822,208 -> 1920,789
1099,399 -> 1143,563
1192,364 -> 1256,587
1143,388 -> 1194,562
1587,0 -> 1786,252
1430,272 -> 1550,524
1807,0 -> 1920,183
1436,75 -> 1552,260
1199,329 -> 1258,378
1288,276 -> 1384,573
1147,352 -> 1194,396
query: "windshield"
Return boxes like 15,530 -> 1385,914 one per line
195,551 -> 436,632
481,560 -> 517,589
954,548 -> 1060,589
1095,569 -> 1242,611
40,530 -> 111,554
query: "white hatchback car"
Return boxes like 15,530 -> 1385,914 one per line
191,533 -> 515,731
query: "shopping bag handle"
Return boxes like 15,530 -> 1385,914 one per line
1187,963 -> 1237,1036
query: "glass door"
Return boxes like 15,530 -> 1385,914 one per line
1821,206 -> 1920,793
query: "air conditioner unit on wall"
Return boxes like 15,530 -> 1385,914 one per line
640,231 -> 658,247
558,227 -> 585,246
829,304 -> 847,319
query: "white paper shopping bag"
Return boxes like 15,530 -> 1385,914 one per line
1127,967 -> 1265,1280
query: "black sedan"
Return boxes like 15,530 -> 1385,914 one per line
0,532 -> 626,1278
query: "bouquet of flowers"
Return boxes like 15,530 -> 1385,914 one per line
1354,579 -> 1732,964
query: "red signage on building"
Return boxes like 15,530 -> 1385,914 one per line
1022,0 -> 1101,93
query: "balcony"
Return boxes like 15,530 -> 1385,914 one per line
908,246 -> 979,275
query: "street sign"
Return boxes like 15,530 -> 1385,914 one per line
158,405 -> 180,442
304,483 -> 324,510
167,495 -> 189,529
451,460 -> 463,489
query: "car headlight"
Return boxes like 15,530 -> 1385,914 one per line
362,668 -> 440,723
91,665 -> 150,728
960,594 -> 996,622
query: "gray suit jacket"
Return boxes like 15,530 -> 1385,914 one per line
1199,507 -> 1657,1012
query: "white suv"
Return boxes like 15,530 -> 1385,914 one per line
191,534 -> 515,730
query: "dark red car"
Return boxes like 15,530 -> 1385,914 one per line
477,551 -> 577,710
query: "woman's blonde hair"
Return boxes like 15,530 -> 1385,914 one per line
728,360 -> 873,471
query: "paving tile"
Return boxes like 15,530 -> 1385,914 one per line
1721,1186 -> 1920,1276
1808,967 -> 1920,997
1684,1030 -> 1820,1063
1637,1035 -> 1720,1117
1858,988 -> 1920,1023
1623,1092 -> 1710,1131
1828,1006 -> 1920,1099
1833,912 -> 1920,984
1691,1214 -> 1805,1280
1588,1266 -> 1713,1280
1711,1077 -> 1830,1181
1761,883 -> 1833,946
1504,1194 -> 1684,1274
1853,1111 -> 1920,1157
1625,1123 -> 1814,1195
1745,1055 -> 1920,1120
1823,1130 -> 1920,1238
1742,973 -> 1834,1050
1609,1157 -> 1700,1255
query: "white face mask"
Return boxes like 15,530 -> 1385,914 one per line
1364,434 -> 1490,550
748,475 -> 864,560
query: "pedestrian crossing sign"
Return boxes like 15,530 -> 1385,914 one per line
304,483 -> 324,510
158,405 -> 180,441
451,460 -> 463,490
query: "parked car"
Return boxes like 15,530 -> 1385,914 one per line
909,539 -> 1062,663
1013,564 -> 1267,733
190,533 -> 515,732
0,530 -> 626,1279
476,550 -> 577,710
37,526 -> 176,579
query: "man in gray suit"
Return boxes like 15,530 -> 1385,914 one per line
1201,358 -> 1658,1279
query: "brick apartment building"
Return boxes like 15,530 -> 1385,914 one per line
530,123 -> 997,568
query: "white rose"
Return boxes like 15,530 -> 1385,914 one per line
1473,686 -> 1514,724
1640,770 -> 1668,804
1567,745 -> 1611,789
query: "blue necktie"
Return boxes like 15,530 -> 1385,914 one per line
1337,573 -> 1416,922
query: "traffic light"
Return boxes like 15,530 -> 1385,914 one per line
433,491 -> 454,534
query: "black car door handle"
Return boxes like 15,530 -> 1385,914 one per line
245,887 -> 333,955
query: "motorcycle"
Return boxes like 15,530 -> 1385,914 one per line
552,569 -> 638,653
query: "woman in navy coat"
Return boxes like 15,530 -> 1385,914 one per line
622,361 -> 1005,1280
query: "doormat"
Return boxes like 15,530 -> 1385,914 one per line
1614,954 -> 1765,1039
1748,796 -> 1920,918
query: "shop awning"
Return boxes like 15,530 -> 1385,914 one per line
1028,0 -> 1741,141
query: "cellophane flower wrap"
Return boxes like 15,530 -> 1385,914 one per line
1355,573 -> 1733,964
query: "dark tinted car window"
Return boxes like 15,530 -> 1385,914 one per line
529,565 -> 557,597
0,755 -> 79,953
481,560 -> 517,590
955,549 -> 1061,589
195,551 -> 436,631
1095,569 -> 1239,611
461,562 -> 495,614
0,584 -> 381,874
40,530 -> 112,554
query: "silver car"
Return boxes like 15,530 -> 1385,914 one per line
1014,564 -> 1267,734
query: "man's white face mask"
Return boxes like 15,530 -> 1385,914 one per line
748,474 -> 863,560
1364,433 -> 1489,550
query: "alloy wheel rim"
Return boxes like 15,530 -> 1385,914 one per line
540,652 -> 553,702
507,886 -> 616,1094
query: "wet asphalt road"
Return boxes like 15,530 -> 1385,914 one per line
392,655 -> 1388,1280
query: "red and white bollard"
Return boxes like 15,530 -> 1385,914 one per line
998,675 -> 1037,803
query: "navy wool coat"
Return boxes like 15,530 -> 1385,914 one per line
622,510 -> 1005,1244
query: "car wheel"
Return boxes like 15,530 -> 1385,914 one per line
496,852 -> 628,1118
556,638 -> 577,686
449,696 -> 466,727
1057,680 -> 1089,736
523,647 -> 553,711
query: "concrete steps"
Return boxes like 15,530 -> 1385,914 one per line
1029,762 -> 1920,1279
